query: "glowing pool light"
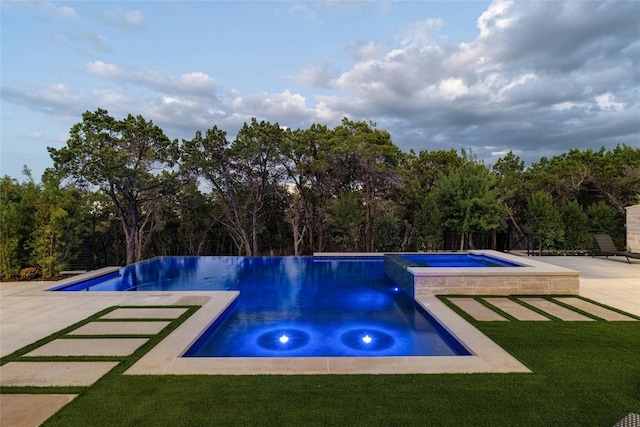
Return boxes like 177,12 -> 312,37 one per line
340,329 -> 395,351
257,329 -> 310,351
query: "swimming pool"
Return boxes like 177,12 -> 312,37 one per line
50,256 -> 470,357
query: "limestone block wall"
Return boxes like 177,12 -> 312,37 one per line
626,204 -> 640,253
413,273 -> 579,297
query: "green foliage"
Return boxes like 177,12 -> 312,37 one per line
562,201 -> 591,250
328,190 -> 365,251
0,176 -> 25,278
587,201 -> 620,239
2,110 -> 636,270
331,118 -> 402,251
431,160 -> 505,250
182,119 -> 286,255
413,192 -> 444,251
525,191 -> 564,255
373,212 -> 402,252
48,109 -> 179,265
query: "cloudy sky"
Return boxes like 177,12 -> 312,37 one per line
1,0 -> 639,181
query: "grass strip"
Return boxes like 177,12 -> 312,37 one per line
41,319 -> 640,426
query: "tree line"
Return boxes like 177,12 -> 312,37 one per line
1,108 -> 639,279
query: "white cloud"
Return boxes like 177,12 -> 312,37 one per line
401,18 -> 444,45
477,0 -> 515,39
595,93 -> 625,112
87,60 -> 121,78
178,72 -> 216,91
438,78 -> 469,101
125,11 -> 144,27
92,88 -> 124,107
35,2 -> 77,19
104,8 -> 144,31
296,60 -> 338,88
57,5 -> 77,20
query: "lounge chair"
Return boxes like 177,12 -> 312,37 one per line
592,234 -> 640,263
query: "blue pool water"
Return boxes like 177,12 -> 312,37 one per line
51,256 -> 470,357
392,253 -> 521,268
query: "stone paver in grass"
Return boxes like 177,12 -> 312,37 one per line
0,361 -> 118,387
448,298 -> 508,321
101,308 -> 187,320
554,298 -> 638,321
519,298 -> 594,321
483,298 -> 551,321
25,338 -> 148,357
0,394 -> 77,427
68,321 -> 171,336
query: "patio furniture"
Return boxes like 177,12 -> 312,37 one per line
593,234 -> 640,264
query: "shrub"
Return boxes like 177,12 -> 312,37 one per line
19,266 -> 41,281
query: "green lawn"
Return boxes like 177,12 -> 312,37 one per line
34,314 -> 639,426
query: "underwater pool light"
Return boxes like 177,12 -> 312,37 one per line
257,329 -> 310,351
341,328 -> 395,351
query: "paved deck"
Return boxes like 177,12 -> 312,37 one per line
1,256 -> 638,426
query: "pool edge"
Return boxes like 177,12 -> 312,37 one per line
124,294 -> 531,375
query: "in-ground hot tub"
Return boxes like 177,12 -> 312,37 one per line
383,250 -> 579,297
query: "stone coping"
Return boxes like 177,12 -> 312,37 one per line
407,250 -> 579,277
315,250 -> 580,276
125,295 -> 530,375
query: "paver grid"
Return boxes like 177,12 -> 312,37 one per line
448,296 -> 638,322
0,306 -> 186,426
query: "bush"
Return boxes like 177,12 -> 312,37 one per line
19,267 -> 41,281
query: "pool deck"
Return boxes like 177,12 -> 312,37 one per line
1,255 -> 639,425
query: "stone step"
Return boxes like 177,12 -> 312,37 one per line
0,361 -> 118,387
69,321 -> 171,336
519,298 -> 594,321
483,298 -> 551,321
448,298 -> 508,321
24,338 -> 148,357
554,298 -> 637,321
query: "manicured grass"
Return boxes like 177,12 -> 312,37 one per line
41,320 -> 640,426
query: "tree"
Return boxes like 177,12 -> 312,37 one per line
48,109 -> 180,265
0,175 -> 28,278
279,125 -> 335,254
431,159 -> 505,250
374,212 -> 403,252
331,119 -> 402,251
493,151 -> 527,236
398,149 -> 463,250
587,201 -> 620,240
525,191 -> 564,255
182,119 -> 285,256
328,190 -> 365,251
562,201 -> 590,250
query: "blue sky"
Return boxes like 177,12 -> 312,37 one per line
2,1 -> 639,181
